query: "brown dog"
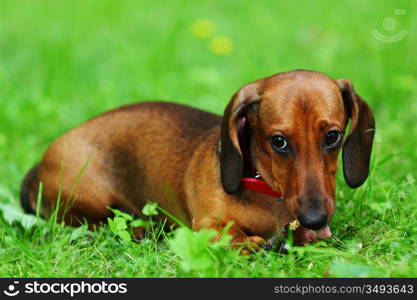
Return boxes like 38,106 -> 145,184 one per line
20,70 -> 375,248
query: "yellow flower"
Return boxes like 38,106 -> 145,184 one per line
209,35 -> 234,56
191,19 -> 215,39
288,219 -> 300,231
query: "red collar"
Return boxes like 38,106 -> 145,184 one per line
238,117 -> 282,198
241,177 -> 282,197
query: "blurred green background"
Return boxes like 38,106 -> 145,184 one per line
0,0 -> 416,277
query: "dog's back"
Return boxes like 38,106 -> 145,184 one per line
20,101 -> 221,225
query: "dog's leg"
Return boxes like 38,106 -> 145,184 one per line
194,217 -> 270,254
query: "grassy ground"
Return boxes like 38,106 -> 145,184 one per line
1,0 -> 417,277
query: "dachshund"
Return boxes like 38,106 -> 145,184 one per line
20,70 -> 375,249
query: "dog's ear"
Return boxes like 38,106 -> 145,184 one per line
336,79 -> 375,188
219,81 -> 261,194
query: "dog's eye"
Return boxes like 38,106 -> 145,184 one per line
271,135 -> 289,154
324,130 -> 343,150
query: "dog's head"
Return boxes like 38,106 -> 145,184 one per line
219,70 -> 375,230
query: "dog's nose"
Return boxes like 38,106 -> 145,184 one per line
298,212 -> 327,230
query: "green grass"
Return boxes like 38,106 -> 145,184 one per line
1,0 -> 417,277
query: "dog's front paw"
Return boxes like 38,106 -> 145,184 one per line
234,235 -> 271,255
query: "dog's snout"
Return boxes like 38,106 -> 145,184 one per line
298,211 -> 327,230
